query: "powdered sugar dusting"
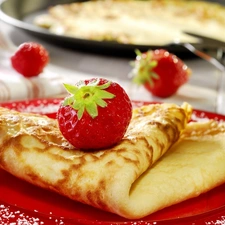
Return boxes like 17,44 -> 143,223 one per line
20,102 -> 60,114
0,204 -> 43,225
191,110 -> 225,122
0,99 -> 62,116
206,216 -> 225,225
0,204 -> 66,225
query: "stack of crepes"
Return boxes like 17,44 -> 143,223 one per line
0,102 -> 225,219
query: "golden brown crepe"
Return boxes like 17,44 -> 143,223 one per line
0,102 -> 192,219
131,120 -> 225,217
34,0 -> 225,45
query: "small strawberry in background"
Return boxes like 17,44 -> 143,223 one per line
11,42 -> 49,77
57,78 -> 132,150
131,49 -> 191,98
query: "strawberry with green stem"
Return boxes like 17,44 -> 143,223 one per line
57,78 -> 132,150
131,49 -> 191,98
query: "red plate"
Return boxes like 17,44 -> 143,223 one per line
0,98 -> 225,225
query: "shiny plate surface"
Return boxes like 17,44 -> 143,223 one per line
0,98 -> 225,225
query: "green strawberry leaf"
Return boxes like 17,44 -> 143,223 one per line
86,101 -> 98,118
131,49 -> 159,87
63,83 -> 79,94
62,79 -> 115,120
77,105 -> 85,120
95,98 -> 107,108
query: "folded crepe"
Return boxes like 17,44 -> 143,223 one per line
2,102 -> 221,219
132,119 -> 225,217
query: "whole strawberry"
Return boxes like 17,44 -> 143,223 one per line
57,78 -> 132,150
11,42 -> 49,77
131,49 -> 191,98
